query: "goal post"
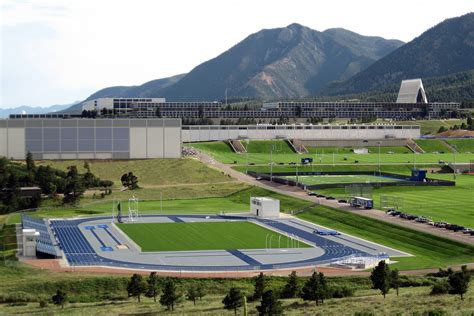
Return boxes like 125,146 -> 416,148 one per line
380,195 -> 404,211
128,196 -> 139,222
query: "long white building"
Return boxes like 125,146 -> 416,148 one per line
0,118 -> 181,160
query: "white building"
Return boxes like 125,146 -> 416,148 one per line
250,197 -> 280,218
396,79 -> 428,104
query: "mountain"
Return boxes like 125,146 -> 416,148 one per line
61,74 -> 186,113
159,24 -> 403,101
323,13 -> 474,96
0,103 -> 78,118
84,74 -> 186,100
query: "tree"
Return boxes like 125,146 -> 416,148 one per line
253,272 -> 266,300
467,115 -> 473,130
316,272 -> 328,304
301,271 -> 320,306
222,287 -> 244,315
390,269 -> 400,296
437,126 -> 448,133
145,272 -> 160,303
155,107 -> 162,118
127,273 -> 146,303
448,265 -> 470,300
196,284 -> 206,301
256,290 -> 283,316
370,261 -> 391,298
63,166 -> 85,205
186,285 -> 199,305
121,172 -> 139,190
160,279 -> 180,311
52,289 -> 67,309
25,151 -> 35,172
281,271 -> 300,298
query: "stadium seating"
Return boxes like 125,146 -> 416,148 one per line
21,214 -> 60,257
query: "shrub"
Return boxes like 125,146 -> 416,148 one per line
329,286 -> 354,298
430,281 -> 450,295
39,300 -> 48,308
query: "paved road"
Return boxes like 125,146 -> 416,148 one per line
196,152 -> 473,246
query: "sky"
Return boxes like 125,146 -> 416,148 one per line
1,0 -> 473,108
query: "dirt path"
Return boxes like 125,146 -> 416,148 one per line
196,152 -> 474,246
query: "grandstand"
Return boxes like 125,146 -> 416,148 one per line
21,214 -> 61,257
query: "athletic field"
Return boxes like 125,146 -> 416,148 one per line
282,174 -> 402,186
117,221 -> 308,251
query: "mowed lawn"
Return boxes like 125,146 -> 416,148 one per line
188,141 -> 474,165
445,138 -> 474,153
117,221 -> 308,251
414,139 -> 453,153
298,205 -> 474,270
282,175 -> 402,186
318,173 -> 474,227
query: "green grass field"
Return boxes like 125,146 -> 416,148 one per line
282,174 -> 402,186
297,205 -> 474,270
306,146 -> 411,154
189,141 -> 474,165
415,139 -> 454,153
117,221 -> 308,251
445,138 -> 474,153
246,140 -> 295,153
39,158 -> 234,187
317,173 -> 474,227
397,119 -> 466,135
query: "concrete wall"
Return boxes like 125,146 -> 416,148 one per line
0,118 -> 181,160
182,124 -> 420,142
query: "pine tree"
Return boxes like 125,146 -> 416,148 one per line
316,272 -> 328,304
127,274 -> 146,303
282,271 -> 299,298
222,287 -> 244,315
145,272 -> 160,302
256,290 -> 283,316
52,289 -> 67,309
186,285 -> 199,305
160,279 -> 180,311
448,265 -> 470,300
253,272 -> 265,300
301,271 -> 320,306
371,261 -> 391,298
390,269 -> 400,296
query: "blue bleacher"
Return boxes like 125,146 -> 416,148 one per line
21,214 -> 60,257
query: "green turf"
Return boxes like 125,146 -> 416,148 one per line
445,138 -> 474,153
317,173 -> 474,227
282,174 -> 402,186
188,141 -> 474,165
306,146 -> 411,154
297,205 -> 474,270
116,221 -> 308,251
246,140 -> 295,153
396,119 -> 466,135
414,139 -> 454,153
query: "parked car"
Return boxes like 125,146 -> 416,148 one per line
461,228 -> 473,234
307,192 -> 316,196
316,194 -> 326,198
325,196 -> 336,200
338,199 -> 348,204
415,217 -> 428,223
434,222 -> 447,228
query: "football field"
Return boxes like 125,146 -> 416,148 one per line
282,174 -> 403,186
117,221 -> 309,251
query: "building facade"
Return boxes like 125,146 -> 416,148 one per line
181,124 -> 420,142
0,118 -> 181,160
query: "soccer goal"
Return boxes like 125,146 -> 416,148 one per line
128,196 -> 139,222
380,195 -> 404,211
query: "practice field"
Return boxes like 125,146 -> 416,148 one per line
282,174 -> 402,186
117,221 -> 309,251
188,141 -> 474,165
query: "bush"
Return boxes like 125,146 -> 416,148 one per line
430,281 -> 450,295
329,286 -> 354,298
422,309 -> 447,316
39,299 -> 48,308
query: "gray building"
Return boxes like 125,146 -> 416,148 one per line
0,118 -> 181,160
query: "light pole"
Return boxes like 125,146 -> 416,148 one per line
270,148 -> 273,182
377,141 -> 381,174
